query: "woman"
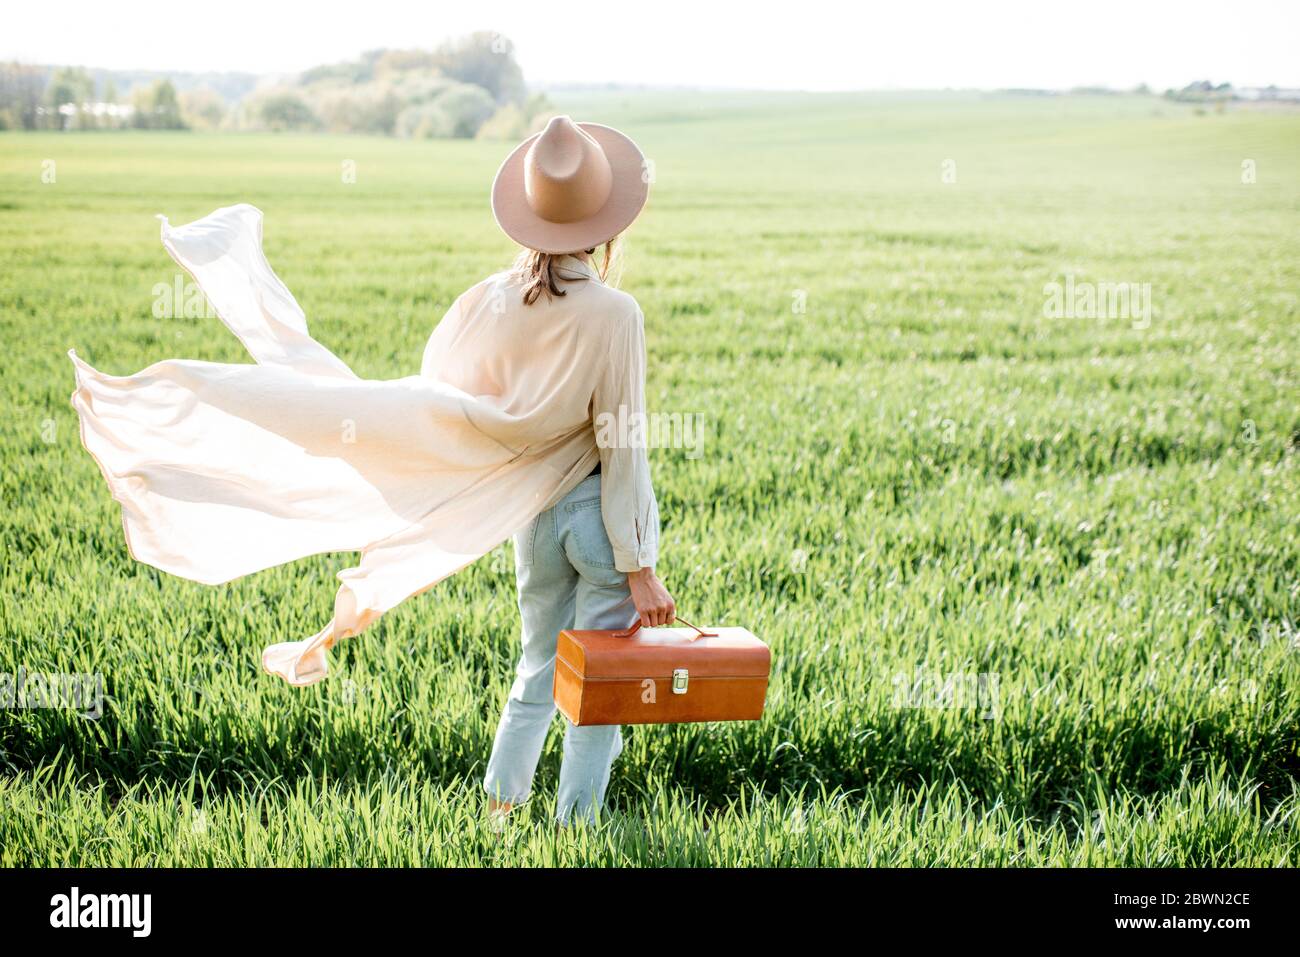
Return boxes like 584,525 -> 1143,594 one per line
479,117 -> 675,823
68,117 -> 673,826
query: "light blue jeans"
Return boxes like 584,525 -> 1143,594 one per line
483,473 -> 637,824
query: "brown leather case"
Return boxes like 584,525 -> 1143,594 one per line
553,621 -> 770,726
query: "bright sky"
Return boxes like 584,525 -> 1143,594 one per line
6,0 -> 1298,91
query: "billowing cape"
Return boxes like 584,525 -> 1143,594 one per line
69,204 -> 599,686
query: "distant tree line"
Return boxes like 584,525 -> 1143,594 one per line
1,32 -> 553,140
0,63 -> 187,129
237,32 -> 553,138
1163,80 -> 1235,103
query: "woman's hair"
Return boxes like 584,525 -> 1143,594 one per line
511,236 -> 620,306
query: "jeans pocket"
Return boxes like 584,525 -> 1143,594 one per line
562,498 -> 621,576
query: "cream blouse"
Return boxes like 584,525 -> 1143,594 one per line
69,204 -> 659,686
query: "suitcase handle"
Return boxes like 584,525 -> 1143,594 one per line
614,616 -> 719,640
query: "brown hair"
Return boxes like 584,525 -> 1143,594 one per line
512,237 -> 619,305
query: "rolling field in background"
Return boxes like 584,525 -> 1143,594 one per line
1,92 -> 1298,864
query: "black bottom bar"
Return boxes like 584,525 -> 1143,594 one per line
1,867 -> 1288,943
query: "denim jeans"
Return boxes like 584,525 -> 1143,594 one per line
483,473 -> 637,824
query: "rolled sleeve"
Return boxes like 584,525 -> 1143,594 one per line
593,304 -> 660,572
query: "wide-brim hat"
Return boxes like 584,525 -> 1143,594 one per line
491,116 -> 649,255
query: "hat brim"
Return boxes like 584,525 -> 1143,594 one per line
491,123 -> 649,255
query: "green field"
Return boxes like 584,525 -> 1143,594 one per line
1,91 -> 1298,865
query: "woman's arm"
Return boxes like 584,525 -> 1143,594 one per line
594,304 -> 674,627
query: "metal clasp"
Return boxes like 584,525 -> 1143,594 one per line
672,668 -> 689,694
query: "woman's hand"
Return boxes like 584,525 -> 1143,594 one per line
627,567 -> 675,628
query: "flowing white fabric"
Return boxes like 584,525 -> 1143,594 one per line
69,204 -> 658,686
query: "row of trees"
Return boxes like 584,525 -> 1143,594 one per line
239,33 -> 553,139
0,63 -> 190,130
1164,81 -> 1236,103
0,32 -> 553,139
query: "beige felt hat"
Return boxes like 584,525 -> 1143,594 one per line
491,116 -> 649,254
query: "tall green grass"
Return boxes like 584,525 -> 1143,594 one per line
1,92 -> 1297,865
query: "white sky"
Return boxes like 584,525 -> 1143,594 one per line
5,0 -> 1298,91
